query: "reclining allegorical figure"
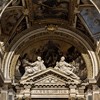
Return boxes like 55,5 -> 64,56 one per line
21,56 -> 46,79
54,56 -> 80,80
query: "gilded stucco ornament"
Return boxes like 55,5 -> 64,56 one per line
46,24 -> 58,31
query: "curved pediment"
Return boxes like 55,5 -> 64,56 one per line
20,67 -> 81,86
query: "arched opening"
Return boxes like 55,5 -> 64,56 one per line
2,27 -> 99,100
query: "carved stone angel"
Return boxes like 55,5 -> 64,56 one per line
54,56 -> 80,80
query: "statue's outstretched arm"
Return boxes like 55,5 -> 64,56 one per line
23,59 -> 31,65
30,62 -> 37,66
65,62 -> 75,68
64,62 -> 71,67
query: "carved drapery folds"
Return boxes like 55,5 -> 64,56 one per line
3,26 -> 94,100
14,67 -> 87,99
15,40 -> 87,82
54,56 -> 80,80
14,52 -> 87,99
13,41 -> 88,99
21,56 -> 46,79
18,56 -> 80,80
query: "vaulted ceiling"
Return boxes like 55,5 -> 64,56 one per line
0,0 -> 100,45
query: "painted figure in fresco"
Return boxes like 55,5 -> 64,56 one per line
55,56 -> 80,79
21,56 -> 46,79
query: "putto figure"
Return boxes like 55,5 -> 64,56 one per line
21,56 -> 46,79
54,56 -> 80,79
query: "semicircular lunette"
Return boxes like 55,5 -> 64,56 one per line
15,40 -> 87,82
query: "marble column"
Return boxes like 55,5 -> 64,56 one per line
86,88 -> 93,100
8,88 -> 15,100
0,89 -> 8,100
93,85 -> 100,100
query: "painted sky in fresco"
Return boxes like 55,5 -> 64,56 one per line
80,7 -> 100,34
